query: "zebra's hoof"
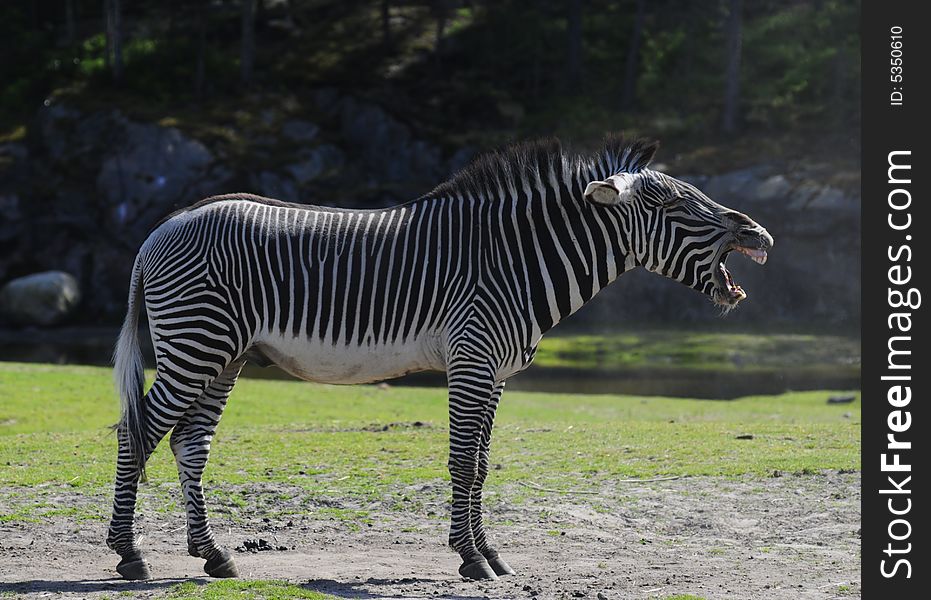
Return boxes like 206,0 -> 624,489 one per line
116,554 -> 152,580
483,552 -> 516,576
204,549 -> 239,578
458,557 -> 498,580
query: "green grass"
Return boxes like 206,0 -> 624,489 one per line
0,362 -> 859,509
167,580 -> 336,600
532,331 -> 859,372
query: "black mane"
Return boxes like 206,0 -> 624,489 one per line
151,135 -> 660,236
428,133 -> 659,199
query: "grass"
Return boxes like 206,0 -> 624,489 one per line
0,362 -> 859,516
167,581 -> 336,600
532,330 -> 859,372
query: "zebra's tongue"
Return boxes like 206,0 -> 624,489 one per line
719,262 -> 746,300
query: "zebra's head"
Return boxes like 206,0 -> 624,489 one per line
583,144 -> 773,309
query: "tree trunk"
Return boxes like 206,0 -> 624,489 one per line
113,0 -> 123,83
103,0 -> 111,72
104,0 -> 123,83
722,0 -> 742,134
565,0 -> 583,89
433,0 -> 448,67
241,0 -> 256,85
381,0 -> 391,49
621,0 -> 645,109
65,0 -> 76,47
195,4 -> 207,97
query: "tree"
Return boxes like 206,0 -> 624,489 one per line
104,0 -> 123,83
241,0 -> 256,85
722,0 -> 742,134
65,0 -> 76,47
194,2 -> 208,97
621,0 -> 646,109
565,0 -> 583,89
382,0 -> 391,49
432,0 -> 449,67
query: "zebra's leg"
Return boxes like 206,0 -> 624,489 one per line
469,381 -> 515,576
446,360 -> 499,581
170,359 -> 245,578
107,377 -> 206,579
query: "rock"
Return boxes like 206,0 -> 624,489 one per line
35,105 -> 229,246
827,395 -> 856,404
312,87 -> 342,115
752,174 -> 793,202
0,194 -> 22,242
0,142 -> 28,164
329,95 -> 444,185
786,180 -> 822,210
702,166 -> 773,202
88,243 -> 133,317
0,271 -> 81,326
808,186 -> 855,212
250,171 -> 300,202
97,121 -> 222,239
447,146 -> 477,175
281,119 -> 320,143
259,108 -> 279,127
678,174 -> 709,188
35,104 -> 84,162
286,144 -> 345,185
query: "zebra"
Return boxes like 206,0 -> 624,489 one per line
108,134 -> 773,581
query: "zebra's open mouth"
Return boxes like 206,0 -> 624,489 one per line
713,246 -> 768,306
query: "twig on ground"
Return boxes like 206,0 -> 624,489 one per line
518,476 -> 682,495
614,475 -> 681,483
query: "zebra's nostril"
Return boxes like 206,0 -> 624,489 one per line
761,229 -> 774,249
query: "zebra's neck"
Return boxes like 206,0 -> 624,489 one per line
431,159 -> 632,340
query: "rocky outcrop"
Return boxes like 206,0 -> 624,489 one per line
0,99 -> 859,328
97,120 -> 228,240
315,90 -> 447,190
0,271 -> 81,326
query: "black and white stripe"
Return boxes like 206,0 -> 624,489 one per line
107,134 -> 772,580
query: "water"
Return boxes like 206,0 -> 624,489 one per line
0,327 -> 859,399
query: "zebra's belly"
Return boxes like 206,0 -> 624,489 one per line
251,333 -> 446,384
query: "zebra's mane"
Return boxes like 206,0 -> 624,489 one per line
428,133 -> 659,200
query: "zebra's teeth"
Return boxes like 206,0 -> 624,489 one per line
735,246 -> 768,265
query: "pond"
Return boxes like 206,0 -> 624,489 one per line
0,327 -> 860,399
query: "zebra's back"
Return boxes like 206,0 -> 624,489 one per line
138,195 -> 470,383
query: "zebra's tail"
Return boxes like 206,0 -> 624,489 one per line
112,254 -> 148,481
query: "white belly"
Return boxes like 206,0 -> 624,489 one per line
252,332 -> 446,384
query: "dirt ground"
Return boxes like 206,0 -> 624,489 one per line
0,472 -> 860,600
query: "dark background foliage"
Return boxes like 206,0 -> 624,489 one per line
0,0 -> 861,330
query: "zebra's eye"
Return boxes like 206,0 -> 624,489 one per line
663,195 -> 686,208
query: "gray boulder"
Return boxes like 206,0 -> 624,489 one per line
97,121 -> 222,236
0,193 -> 22,243
752,174 -> 794,203
281,120 -> 321,144
250,171 -> 300,202
701,165 -> 774,203
324,95 -> 444,186
0,271 -> 81,326
286,144 -> 345,185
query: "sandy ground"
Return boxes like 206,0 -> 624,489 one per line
0,472 -> 860,599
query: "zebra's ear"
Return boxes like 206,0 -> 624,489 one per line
583,174 -> 640,206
